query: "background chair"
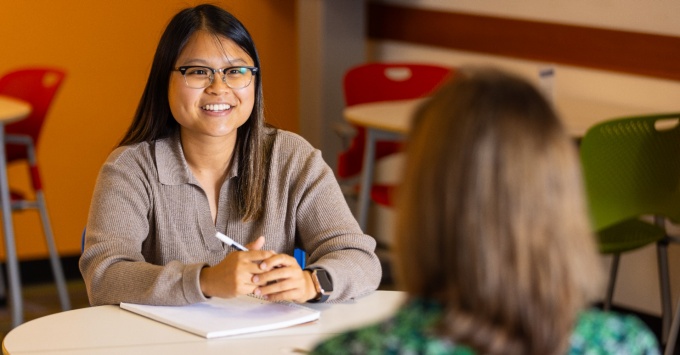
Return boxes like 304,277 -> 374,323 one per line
0,67 -> 70,311
580,113 -> 680,346
338,62 -> 453,207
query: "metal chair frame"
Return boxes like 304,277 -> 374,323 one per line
0,68 -> 71,326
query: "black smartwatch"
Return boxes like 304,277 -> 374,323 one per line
307,268 -> 333,303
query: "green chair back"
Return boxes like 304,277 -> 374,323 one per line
580,113 -> 680,247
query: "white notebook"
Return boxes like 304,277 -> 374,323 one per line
120,295 -> 321,339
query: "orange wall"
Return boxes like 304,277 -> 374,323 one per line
0,1 -> 298,259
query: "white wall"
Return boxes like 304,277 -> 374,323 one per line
369,0 -> 680,316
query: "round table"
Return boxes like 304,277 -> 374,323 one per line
3,290 -> 406,354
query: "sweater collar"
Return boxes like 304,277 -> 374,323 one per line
155,132 -> 239,186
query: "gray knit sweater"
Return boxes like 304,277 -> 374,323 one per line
79,129 -> 381,306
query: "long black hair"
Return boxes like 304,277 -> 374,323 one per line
120,4 -> 269,221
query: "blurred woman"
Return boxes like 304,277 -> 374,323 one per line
312,68 -> 658,354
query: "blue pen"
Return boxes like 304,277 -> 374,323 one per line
215,232 -> 248,251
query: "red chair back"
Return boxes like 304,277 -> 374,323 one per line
339,63 -> 453,179
343,63 -> 453,106
0,68 -> 66,162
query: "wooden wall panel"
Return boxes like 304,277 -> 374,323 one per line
368,3 -> 680,82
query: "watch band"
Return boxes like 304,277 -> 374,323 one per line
306,268 -> 332,303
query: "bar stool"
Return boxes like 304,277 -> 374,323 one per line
0,68 -> 71,321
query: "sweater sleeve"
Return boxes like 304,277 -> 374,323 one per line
79,147 -> 209,306
288,144 -> 382,302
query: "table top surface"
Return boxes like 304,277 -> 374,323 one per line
343,96 -> 654,137
2,290 -> 406,355
0,96 -> 31,124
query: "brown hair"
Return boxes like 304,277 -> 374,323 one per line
394,67 -> 603,355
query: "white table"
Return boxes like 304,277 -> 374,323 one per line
2,290 -> 406,354
344,96 -> 651,230
0,96 -> 31,328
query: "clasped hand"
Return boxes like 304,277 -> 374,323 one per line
199,236 -> 316,303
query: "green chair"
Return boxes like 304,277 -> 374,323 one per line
580,113 -> 680,345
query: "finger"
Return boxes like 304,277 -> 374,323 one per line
259,281 -> 306,303
245,236 -> 266,250
258,277 -> 294,293
238,250 -> 277,265
229,254 -> 275,279
259,253 -> 298,271
256,263 -> 307,289
238,260 -> 272,278
250,263 -> 286,284
251,264 -> 289,285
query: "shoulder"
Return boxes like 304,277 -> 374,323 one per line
266,128 -> 327,173
569,309 -> 660,354
98,140 -> 162,184
268,128 -> 318,156
105,141 -> 154,166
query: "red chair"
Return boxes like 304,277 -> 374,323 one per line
339,63 -> 453,206
0,67 -> 70,311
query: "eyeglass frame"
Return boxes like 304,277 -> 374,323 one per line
173,65 -> 259,89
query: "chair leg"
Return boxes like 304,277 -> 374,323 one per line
0,262 -> 6,300
36,191 -> 70,311
657,241 -> 672,345
604,254 -> 620,311
665,295 -> 680,355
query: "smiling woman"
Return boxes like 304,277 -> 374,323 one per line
0,1 -> 299,266
79,4 -> 381,308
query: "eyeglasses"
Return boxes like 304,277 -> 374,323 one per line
174,66 -> 259,89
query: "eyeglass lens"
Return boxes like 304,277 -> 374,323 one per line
181,66 -> 255,89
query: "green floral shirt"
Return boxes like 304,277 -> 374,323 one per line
311,300 -> 660,355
